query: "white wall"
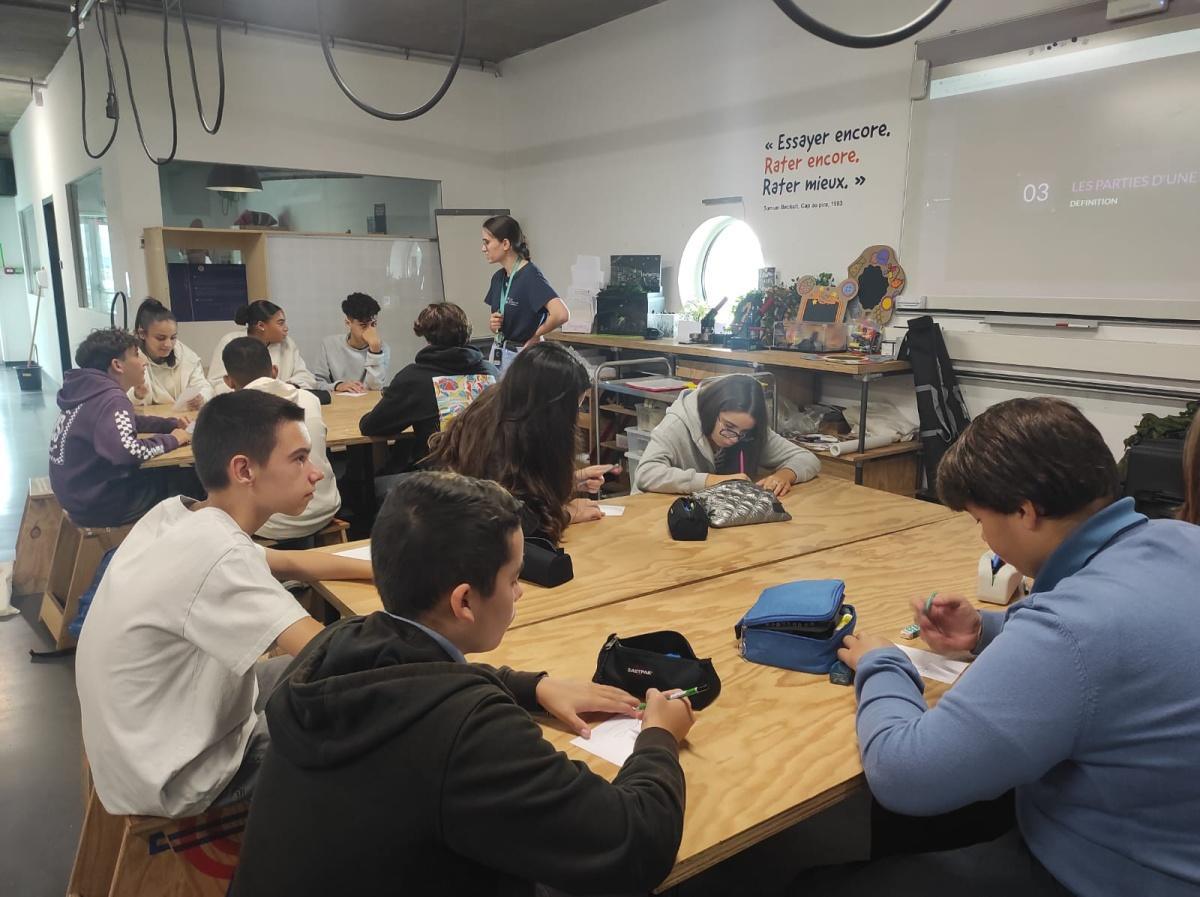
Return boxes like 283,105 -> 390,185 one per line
498,0 -> 1194,452
9,12 -> 507,369
0,197 -> 34,365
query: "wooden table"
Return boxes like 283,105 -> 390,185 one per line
139,391 -> 384,468
476,513 -> 985,890
314,477 -> 955,625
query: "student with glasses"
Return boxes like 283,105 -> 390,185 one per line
634,373 -> 819,496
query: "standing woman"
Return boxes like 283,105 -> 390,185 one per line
482,215 -> 570,364
128,297 -> 212,410
208,299 -> 317,395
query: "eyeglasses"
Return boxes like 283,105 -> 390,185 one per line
717,416 -> 755,443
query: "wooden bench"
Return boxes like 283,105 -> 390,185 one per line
69,784 -> 247,897
38,515 -> 133,650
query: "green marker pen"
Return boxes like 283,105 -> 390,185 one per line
636,684 -> 706,711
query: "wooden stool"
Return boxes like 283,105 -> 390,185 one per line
69,785 -> 247,897
12,477 -> 62,597
38,514 -> 133,650
254,517 -> 350,549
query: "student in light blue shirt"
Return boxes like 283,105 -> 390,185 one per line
828,397 -> 1200,896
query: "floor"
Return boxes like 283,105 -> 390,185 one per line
0,367 -> 82,897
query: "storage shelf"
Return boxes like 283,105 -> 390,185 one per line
599,403 -> 638,417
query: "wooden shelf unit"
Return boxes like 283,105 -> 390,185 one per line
143,227 -> 271,312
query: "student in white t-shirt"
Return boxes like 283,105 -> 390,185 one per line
222,336 -> 341,544
75,390 -> 373,818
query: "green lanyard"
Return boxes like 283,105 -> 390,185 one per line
494,260 -> 525,343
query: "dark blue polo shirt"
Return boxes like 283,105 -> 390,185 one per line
484,262 -> 558,344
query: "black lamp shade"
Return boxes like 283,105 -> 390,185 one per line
206,164 -> 262,193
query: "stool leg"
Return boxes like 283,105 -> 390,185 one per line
66,788 -> 123,897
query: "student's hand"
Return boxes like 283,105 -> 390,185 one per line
171,428 -> 192,446
837,632 -> 896,671
361,322 -> 383,353
489,312 -> 503,334
536,678 -> 641,738
576,464 -> 619,494
335,381 -> 366,394
911,593 -> 983,655
704,473 -> 750,488
173,415 -> 191,429
133,382 -> 149,400
186,394 -> 205,411
567,498 -> 604,524
757,469 -> 797,497
641,688 -> 695,744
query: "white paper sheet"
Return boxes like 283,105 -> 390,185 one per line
570,717 -> 642,767
598,505 -> 626,517
898,646 -> 969,684
337,390 -> 371,397
172,385 -> 205,411
335,545 -> 372,561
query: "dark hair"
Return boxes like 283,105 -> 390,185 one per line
696,374 -> 769,476
193,391 -> 306,491
372,472 -> 522,618
222,336 -> 273,388
134,297 -> 178,365
413,302 -> 470,348
234,299 -> 282,330
937,397 -> 1118,517
427,342 -> 588,543
1181,416 -> 1200,525
342,292 -> 380,323
483,215 -> 531,261
75,328 -> 138,372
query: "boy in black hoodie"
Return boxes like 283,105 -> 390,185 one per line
231,472 -> 693,897
359,302 -> 497,465
49,328 -> 191,526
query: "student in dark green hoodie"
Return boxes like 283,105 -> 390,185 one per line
231,472 -> 694,897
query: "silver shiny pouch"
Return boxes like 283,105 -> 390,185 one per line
690,480 -> 791,528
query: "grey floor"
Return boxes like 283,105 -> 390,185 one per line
0,368 -> 82,897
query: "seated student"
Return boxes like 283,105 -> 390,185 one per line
634,373 -> 819,497
208,299 -> 316,395
427,342 -> 606,542
230,471 -> 691,897
222,337 -> 341,544
829,398 -> 1200,896
359,302 -> 497,458
1181,415 -> 1199,524
312,292 -> 391,393
49,327 -> 191,527
128,297 -> 212,410
75,390 -> 373,818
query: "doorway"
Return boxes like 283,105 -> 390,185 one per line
41,197 -> 71,375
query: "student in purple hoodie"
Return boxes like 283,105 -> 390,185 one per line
49,328 -> 192,527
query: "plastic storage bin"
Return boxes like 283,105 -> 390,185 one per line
635,402 -> 667,432
625,450 -> 643,494
624,426 -> 652,456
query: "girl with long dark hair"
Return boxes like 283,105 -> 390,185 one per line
128,297 -> 212,409
635,374 -> 819,496
208,299 -> 316,394
482,215 -> 570,362
427,342 -> 602,542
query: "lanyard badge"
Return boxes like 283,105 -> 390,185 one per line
494,260 -> 524,344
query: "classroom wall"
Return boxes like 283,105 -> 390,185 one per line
8,12 -> 508,369
498,0 -> 1194,452
0,197 -> 34,365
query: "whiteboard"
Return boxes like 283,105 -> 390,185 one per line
435,212 -> 508,341
266,234 -> 444,370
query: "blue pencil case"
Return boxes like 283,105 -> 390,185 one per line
734,579 -> 857,674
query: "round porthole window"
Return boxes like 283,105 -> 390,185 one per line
678,216 -> 764,327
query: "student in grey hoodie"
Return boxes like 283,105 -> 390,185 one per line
634,374 -> 819,496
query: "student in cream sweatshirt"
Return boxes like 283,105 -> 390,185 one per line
128,298 -> 213,409
209,300 -> 316,396
634,374 -> 819,496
